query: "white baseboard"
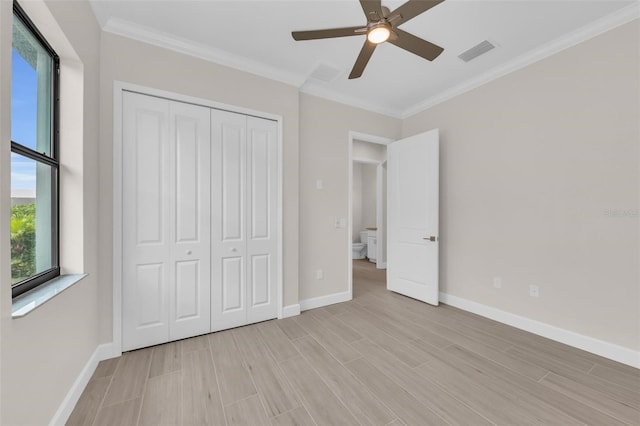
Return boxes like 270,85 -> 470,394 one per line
281,304 -> 301,318
49,343 -> 114,426
300,290 -> 351,311
440,292 -> 640,369
376,261 -> 387,270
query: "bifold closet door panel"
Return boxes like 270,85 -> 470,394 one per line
122,92 -> 171,351
246,116 -> 278,324
168,101 -> 212,341
122,92 -> 212,351
211,109 -> 248,332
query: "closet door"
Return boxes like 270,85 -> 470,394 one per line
168,101 -> 211,341
211,112 -> 278,330
122,92 -> 171,351
122,92 -> 211,351
211,110 -> 247,331
246,116 -> 278,324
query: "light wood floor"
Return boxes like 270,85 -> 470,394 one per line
68,260 -> 640,425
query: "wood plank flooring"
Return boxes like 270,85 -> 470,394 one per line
68,260 -> 640,425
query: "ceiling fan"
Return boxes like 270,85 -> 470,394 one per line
292,0 -> 446,79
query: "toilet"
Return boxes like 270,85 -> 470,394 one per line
352,230 -> 369,260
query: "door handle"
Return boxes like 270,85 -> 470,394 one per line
423,236 -> 438,242
230,248 -> 237,252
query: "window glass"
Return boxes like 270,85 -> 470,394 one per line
11,15 -> 53,156
10,3 -> 59,297
10,153 -> 55,284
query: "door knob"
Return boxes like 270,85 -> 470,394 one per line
186,250 -> 192,255
423,236 -> 438,242
231,248 -> 237,252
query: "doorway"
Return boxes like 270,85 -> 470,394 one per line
348,132 -> 393,300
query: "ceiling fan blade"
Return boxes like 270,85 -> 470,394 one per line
359,0 -> 384,21
349,40 -> 377,79
388,28 -> 443,61
389,0 -> 445,27
292,26 -> 365,41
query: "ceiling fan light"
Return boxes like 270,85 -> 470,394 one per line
367,26 -> 390,44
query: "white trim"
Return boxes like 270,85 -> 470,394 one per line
352,157 -> 381,165
113,85 -> 124,357
101,7 -> 639,121
281,304 -> 301,318
377,261 -> 387,270
300,290 -> 351,312
49,344 -> 113,426
276,119 -> 284,320
348,132 -> 394,301
375,162 -> 385,269
401,4 -> 640,118
350,131 -> 396,146
113,81 -> 285,353
440,292 -> 640,369
103,18 -> 304,88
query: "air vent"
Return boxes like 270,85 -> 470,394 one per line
308,63 -> 342,83
458,40 -> 496,62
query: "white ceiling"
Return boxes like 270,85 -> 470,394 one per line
89,0 -> 638,117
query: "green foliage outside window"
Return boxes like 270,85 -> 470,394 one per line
11,203 -> 35,284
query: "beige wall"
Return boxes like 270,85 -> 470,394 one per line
361,164 -> 378,233
352,162 -> 378,242
0,1 -> 102,424
353,139 -> 387,162
98,33 -> 301,341
1,3 -> 637,423
299,94 -> 400,301
403,20 -> 640,351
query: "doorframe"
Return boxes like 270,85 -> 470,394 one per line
348,131 -> 394,301
113,81 -> 284,356
376,160 -> 387,269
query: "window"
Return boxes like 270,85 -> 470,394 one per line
10,2 -> 60,298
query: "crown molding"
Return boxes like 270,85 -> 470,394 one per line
102,17 -> 402,117
300,81 -> 404,119
400,3 -> 640,119
101,4 -> 639,122
102,18 -> 306,87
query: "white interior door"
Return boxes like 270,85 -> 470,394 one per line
122,92 -> 171,351
122,92 -> 211,351
246,116 -> 278,324
211,109 -> 247,331
387,129 -> 439,305
211,111 -> 278,331
168,101 -> 211,341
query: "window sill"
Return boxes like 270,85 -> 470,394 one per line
12,273 -> 88,318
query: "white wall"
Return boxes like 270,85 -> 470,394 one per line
352,162 -> 378,242
0,1 -> 102,424
403,20 -> 640,352
1,4 -> 637,423
353,139 -> 387,162
352,162 -> 363,242
361,164 -> 378,233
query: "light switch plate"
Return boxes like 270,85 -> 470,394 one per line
316,179 -> 324,190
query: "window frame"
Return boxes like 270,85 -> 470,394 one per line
11,1 -> 61,298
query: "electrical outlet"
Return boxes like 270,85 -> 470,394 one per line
316,269 -> 324,280
529,285 -> 539,298
493,277 -> 502,289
